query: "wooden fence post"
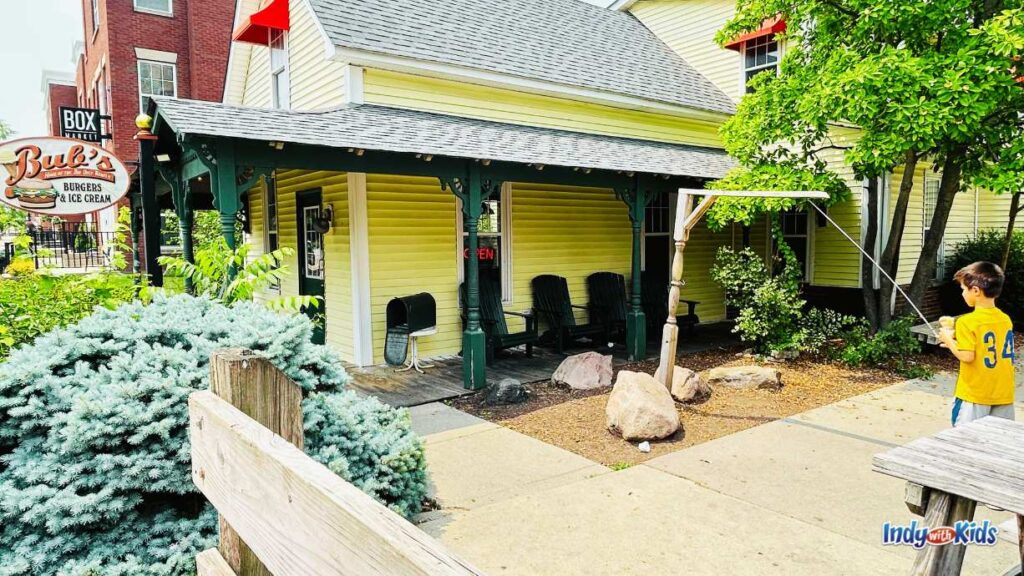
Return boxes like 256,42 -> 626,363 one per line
209,348 -> 305,576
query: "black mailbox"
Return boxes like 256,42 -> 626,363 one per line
384,293 -> 437,366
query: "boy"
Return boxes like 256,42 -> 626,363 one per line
938,261 -> 1016,427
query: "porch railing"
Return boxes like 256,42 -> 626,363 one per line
18,223 -> 118,271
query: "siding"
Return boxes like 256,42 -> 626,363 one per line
509,184 -> 632,332
361,69 -> 724,147
977,191 -> 1024,235
366,175 -> 459,364
288,0 -> 347,111
241,42 -> 272,108
223,0 -> 261,105
249,170 -> 354,360
630,0 -> 742,101
812,145 -> 862,288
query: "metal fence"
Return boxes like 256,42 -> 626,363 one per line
2,223 -> 118,271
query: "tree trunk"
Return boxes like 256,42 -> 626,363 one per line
878,152 -> 919,327
906,152 -> 965,312
1000,192 -> 1021,271
862,176 -> 880,331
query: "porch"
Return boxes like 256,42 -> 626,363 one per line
346,321 -> 739,407
141,97 -> 736,390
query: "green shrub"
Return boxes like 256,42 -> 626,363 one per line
712,245 -> 805,354
798,308 -> 865,352
838,317 -> 929,377
0,295 -> 428,575
0,272 -> 137,360
947,229 -> 1024,323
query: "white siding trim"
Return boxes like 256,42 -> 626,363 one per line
342,65 -> 365,104
347,172 -> 373,366
611,0 -> 639,11
134,48 -> 177,63
332,47 -> 730,123
298,0 -> 339,61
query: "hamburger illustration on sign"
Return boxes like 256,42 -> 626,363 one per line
0,137 -> 130,216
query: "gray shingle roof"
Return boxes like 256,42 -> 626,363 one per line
153,97 -> 735,179
307,0 -> 736,115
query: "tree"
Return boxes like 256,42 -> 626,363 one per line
0,118 -> 26,234
712,0 -> 1024,330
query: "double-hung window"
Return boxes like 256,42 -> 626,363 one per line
91,0 -> 101,35
134,0 -> 172,16
779,208 -> 810,281
742,35 -> 779,93
264,174 -> 280,289
458,184 -> 512,303
138,60 -> 176,113
923,178 -> 945,280
270,30 -> 290,110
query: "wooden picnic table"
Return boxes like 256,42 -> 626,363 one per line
873,416 -> 1024,575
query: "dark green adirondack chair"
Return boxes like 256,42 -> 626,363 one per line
531,274 -> 607,353
459,277 -> 538,364
586,272 -> 629,342
641,269 -> 700,335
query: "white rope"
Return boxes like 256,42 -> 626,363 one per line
807,203 -> 939,337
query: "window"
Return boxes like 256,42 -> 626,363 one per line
643,191 -> 671,273
264,174 -> 280,289
923,178 -> 945,280
743,35 -> 779,93
270,30 -> 290,109
134,0 -> 172,15
778,208 -> 810,281
138,60 -> 176,112
458,185 -> 512,302
91,0 -> 100,35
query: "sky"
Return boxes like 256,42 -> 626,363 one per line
0,0 -> 616,138
0,0 -> 82,138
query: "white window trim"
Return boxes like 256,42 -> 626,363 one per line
137,59 -> 178,113
779,208 -> 812,282
738,36 -> 784,97
133,0 -> 173,17
263,173 -> 281,294
270,30 -> 291,110
455,182 -> 513,304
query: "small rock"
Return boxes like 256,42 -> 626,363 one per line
552,351 -> 613,390
706,366 -> 782,390
770,349 -> 799,361
606,371 -> 681,441
638,441 -> 651,453
655,365 -> 711,403
482,378 -> 529,406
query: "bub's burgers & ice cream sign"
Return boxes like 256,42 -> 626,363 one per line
0,137 -> 130,215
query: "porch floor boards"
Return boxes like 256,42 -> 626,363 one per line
346,321 -> 739,408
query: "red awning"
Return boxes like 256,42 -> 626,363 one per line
232,0 -> 290,45
724,17 -> 786,51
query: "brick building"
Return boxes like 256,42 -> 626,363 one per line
58,0 -> 235,233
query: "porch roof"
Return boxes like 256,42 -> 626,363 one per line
152,97 -> 737,180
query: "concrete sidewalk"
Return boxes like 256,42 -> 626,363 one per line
410,375 -> 1024,575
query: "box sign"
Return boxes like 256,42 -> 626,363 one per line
0,137 -> 130,216
59,107 -> 109,143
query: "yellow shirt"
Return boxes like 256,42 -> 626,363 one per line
955,307 -> 1016,405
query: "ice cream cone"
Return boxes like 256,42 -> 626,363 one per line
0,150 -> 17,179
939,316 -> 955,330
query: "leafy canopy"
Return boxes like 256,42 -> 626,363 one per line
709,0 -> 1024,225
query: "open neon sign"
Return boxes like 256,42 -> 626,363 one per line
463,247 -> 497,261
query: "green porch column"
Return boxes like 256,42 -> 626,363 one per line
619,175 -> 652,361
462,164 -> 488,390
136,119 -> 163,287
213,141 -> 240,251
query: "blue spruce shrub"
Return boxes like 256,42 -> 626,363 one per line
0,294 -> 428,575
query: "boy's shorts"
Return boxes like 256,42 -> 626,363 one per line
952,399 -> 1016,427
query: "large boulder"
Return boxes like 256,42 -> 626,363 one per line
606,371 -> 680,441
706,366 -> 782,390
552,351 -> 613,390
655,365 -> 711,403
483,378 -> 529,406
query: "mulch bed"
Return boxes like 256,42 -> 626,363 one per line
447,342 -> 962,468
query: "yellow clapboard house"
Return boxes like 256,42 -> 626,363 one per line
142,0 -> 1018,389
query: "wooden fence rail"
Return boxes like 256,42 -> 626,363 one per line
189,349 -> 484,576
